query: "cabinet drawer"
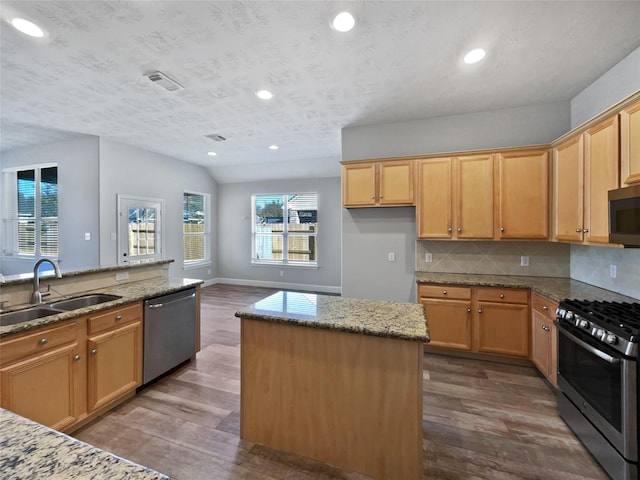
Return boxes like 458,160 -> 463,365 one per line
418,284 -> 471,300
476,288 -> 528,304
531,293 -> 558,319
0,322 -> 77,366
88,303 -> 141,335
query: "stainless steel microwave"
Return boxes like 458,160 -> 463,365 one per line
609,184 -> 640,246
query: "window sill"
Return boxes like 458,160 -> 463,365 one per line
251,261 -> 318,270
183,261 -> 212,271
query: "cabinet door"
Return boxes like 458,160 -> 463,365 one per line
87,321 -> 142,412
457,154 -> 494,239
531,310 -> 551,377
620,100 -> 640,186
379,161 -> 414,205
1,343 -> 81,430
553,135 -> 584,242
475,302 -> 530,357
417,158 -> 453,238
584,116 -> 620,244
496,150 -> 549,239
420,298 -> 472,350
342,163 -> 377,207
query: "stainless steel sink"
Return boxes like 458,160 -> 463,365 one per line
48,294 -> 122,311
0,307 -> 62,326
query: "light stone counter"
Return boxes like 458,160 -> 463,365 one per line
235,290 -> 429,342
1,276 -> 202,338
0,408 -> 170,479
415,272 -> 639,303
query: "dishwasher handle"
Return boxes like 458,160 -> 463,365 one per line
147,292 -> 196,309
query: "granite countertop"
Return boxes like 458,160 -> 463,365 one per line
0,277 -> 203,338
0,408 -> 171,480
235,290 -> 429,342
415,272 -> 639,303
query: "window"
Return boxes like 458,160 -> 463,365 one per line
183,192 -> 210,266
252,193 -> 317,266
2,165 -> 58,257
117,195 -> 163,265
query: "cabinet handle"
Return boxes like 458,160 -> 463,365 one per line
543,306 -> 548,311
91,349 -> 97,355
443,290 -> 447,295
467,308 -> 471,313
457,227 -> 462,233
379,195 -> 383,199
74,354 -> 81,361
478,309 -> 483,313
576,228 -> 583,233
39,338 -> 48,345
583,228 -> 589,233
448,228 -> 452,233
499,294 -> 505,299
542,325 -> 550,332
115,315 -> 123,321
371,196 -> 375,199
500,227 -> 504,232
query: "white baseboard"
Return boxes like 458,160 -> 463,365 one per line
209,277 -> 341,295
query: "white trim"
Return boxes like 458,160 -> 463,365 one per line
183,261 -> 212,271
212,277 -> 341,295
251,260 -> 318,269
2,162 -> 57,173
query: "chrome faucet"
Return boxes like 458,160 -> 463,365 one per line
32,258 -> 62,304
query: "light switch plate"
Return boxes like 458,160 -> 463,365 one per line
610,264 -> 617,278
388,252 -> 395,262
425,253 -> 432,263
520,256 -> 529,267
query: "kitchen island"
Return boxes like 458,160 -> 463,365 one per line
235,291 -> 429,480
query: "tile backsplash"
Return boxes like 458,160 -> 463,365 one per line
570,244 -> 640,300
416,241 -> 570,277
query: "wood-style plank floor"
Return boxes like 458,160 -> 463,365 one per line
74,284 -> 609,480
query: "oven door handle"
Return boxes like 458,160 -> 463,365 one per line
557,324 -> 621,364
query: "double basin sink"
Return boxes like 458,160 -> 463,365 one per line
0,294 -> 122,327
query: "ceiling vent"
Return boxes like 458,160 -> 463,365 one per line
145,71 -> 184,92
205,134 -> 226,142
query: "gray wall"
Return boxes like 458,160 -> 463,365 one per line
571,46 -> 640,128
341,102 -> 570,302
217,177 -> 341,293
0,136 -> 100,275
98,138 -> 218,281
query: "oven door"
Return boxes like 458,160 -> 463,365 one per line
557,323 -> 637,461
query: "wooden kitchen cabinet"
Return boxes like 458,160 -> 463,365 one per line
553,134 -> 585,242
496,149 -> 550,240
418,285 -> 472,350
342,160 -> 414,207
530,293 -> 558,387
0,321 -> 83,431
475,288 -> 530,357
87,303 -> 142,412
417,154 -> 494,239
620,99 -> 640,186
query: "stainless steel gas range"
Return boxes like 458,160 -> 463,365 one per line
556,299 -> 639,480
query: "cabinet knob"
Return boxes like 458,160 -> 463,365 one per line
39,338 -> 48,345
448,228 -> 452,233
115,315 -> 123,321
371,196 -> 375,199
499,294 -> 505,299
91,349 -> 97,355
542,306 -> 548,311
457,227 -> 462,233
500,227 -> 504,232
467,308 -> 471,313
478,309 -> 483,313
583,228 -> 589,233
379,195 -> 383,199
443,290 -> 447,295
74,354 -> 81,361
576,228 -> 582,233
542,325 -> 550,332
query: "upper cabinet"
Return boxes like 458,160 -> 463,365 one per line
495,149 -> 550,240
620,100 -> 640,186
342,160 -> 414,207
417,154 -> 494,239
553,135 -> 585,242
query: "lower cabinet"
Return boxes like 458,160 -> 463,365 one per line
0,302 -> 143,432
530,293 -> 558,386
419,284 -> 530,358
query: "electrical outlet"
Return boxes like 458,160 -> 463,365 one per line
388,252 -> 395,262
207,268 -> 211,275
610,264 -> 617,278
520,256 -> 529,267
425,253 -> 433,263
115,271 -> 129,281
84,232 -> 91,241
279,270 -> 284,277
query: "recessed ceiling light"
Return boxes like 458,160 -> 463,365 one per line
268,145 -> 279,150
331,11 -> 355,32
207,151 -> 217,156
10,18 -> 45,38
256,90 -> 273,100
464,48 -> 486,64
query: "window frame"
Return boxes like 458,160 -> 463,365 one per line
1,163 -> 59,258
251,192 -> 318,268
183,191 -> 211,269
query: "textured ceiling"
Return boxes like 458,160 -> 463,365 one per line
1,1 -> 640,184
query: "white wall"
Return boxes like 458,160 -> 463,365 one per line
0,136 -> 100,275
341,102 -> 570,301
217,177 -> 341,293
98,139 -> 218,281
571,46 -> 640,128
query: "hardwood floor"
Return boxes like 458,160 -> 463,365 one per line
74,284 -> 609,480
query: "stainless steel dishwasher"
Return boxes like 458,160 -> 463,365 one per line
143,287 -> 197,384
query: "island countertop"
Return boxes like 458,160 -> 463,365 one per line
0,408 -> 170,480
235,291 -> 429,342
